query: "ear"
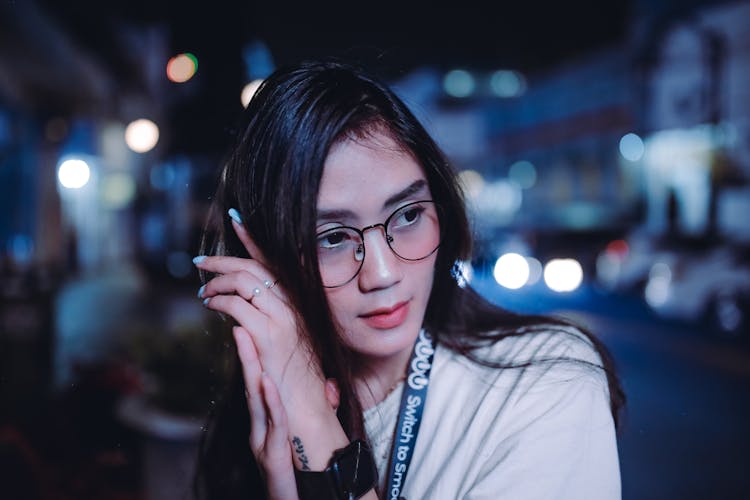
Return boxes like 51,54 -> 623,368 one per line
324,378 -> 340,412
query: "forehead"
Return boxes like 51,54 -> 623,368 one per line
317,131 -> 427,212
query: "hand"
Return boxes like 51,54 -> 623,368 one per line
196,211 -> 350,474
234,325 -> 298,500
196,217 -> 331,419
235,324 -> 339,499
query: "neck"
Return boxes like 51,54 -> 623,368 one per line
354,344 -> 413,410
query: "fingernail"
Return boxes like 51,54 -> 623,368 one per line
192,255 -> 207,264
202,297 -> 211,306
228,208 -> 243,224
197,284 -> 206,298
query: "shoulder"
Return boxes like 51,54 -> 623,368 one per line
435,324 -> 609,398
411,326 -> 620,498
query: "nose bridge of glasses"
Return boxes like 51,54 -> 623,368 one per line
361,222 -> 393,245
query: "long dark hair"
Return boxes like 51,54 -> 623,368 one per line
194,60 -> 625,499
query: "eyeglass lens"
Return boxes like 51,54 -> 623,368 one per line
316,201 -> 440,287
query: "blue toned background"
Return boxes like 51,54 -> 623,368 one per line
1,0 -> 749,498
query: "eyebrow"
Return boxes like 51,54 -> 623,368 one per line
316,179 -> 429,224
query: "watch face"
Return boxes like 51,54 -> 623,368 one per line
331,440 -> 377,499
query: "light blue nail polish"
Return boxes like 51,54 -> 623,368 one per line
197,284 -> 206,298
202,297 -> 211,306
192,255 -> 207,264
228,208 -> 243,224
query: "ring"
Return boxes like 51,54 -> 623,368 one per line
252,287 -> 262,297
264,279 -> 278,289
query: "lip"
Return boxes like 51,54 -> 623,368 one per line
359,301 -> 410,330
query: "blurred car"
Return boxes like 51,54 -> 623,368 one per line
643,246 -> 750,336
597,232 -> 750,337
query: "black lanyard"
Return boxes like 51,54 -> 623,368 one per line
384,329 -> 436,500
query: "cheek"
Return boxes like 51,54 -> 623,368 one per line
323,288 -> 356,327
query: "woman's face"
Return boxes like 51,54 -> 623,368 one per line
316,129 -> 437,365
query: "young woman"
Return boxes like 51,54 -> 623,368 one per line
193,60 -> 624,500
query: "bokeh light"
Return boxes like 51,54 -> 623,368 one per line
544,258 -> 583,292
57,158 -> 91,189
494,253 -> 530,289
525,256 -> 543,285
619,133 -> 645,162
645,262 -> 672,307
457,169 -> 485,199
125,119 -> 159,153
101,172 -> 136,209
241,79 -> 264,108
166,53 -> 198,83
443,69 -> 475,98
167,251 -> 193,278
508,160 -> 537,189
490,70 -> 526,97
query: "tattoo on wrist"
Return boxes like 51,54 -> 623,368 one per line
292,436 -> 311,471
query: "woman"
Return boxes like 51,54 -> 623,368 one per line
193,60 -> 624,500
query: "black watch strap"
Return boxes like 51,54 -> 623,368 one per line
295,439 -> 378,500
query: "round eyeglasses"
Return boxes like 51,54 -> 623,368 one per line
316,200 -> 441,288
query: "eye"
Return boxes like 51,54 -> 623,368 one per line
391,204 -> 424,229
317,229 -> 356,249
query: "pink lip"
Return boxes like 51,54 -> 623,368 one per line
360,301 -> 410,330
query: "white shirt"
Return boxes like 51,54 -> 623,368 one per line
363,327 -> 621,499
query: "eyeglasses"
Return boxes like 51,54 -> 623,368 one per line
316,200 -> 441,288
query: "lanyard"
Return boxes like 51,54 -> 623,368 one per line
384,329 -> 436,500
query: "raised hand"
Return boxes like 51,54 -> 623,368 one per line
194,209 -> 350,476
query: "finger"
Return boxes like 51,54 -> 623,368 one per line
201,272 -> 288,314
261,372 -> 289,448
206,293 -> 268,324
229,212 -> 270,267
233,326 -> 268,449
324,378 -> 340,412
195,257 -> 287,303
194,255 -> 272,280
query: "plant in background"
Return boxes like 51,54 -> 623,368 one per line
124,315 -> 234,417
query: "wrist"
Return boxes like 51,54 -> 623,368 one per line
294,440 -> 378,500
287,409 -> 349,471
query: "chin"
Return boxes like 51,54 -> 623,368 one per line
348,319 -> 423,361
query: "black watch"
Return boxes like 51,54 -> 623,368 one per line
295,439 -> 378,500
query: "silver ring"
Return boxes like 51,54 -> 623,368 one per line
264,279 -> 278,290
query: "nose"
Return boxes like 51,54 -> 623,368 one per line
357,225 -> 402,292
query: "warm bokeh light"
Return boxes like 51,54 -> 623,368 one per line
166,53 -> 198,83
57,158 -> 91,189
494,253 -> 530,289
605,239 -> 629,259
508,160 -> 537,189
619,133 -> 644,161
544,258 -> 583,292
125,119 -> 159,153
457,169 -> 485,199
241,79 -> 264,108
443,69 -> 475,98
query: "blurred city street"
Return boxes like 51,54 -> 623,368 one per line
3,0 -> 750,498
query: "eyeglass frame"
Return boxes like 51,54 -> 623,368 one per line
317,199 -> 442,288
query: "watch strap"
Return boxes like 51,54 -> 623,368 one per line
295,439 -> 377,500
